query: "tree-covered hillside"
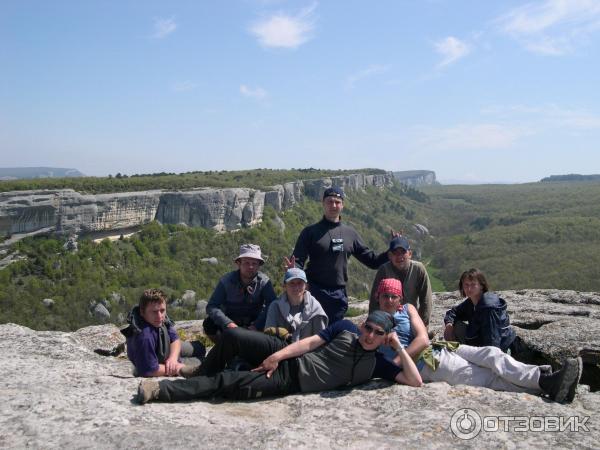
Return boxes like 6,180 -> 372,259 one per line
421,181 -> 600,291
4,176 -> 600,332
0,182 -> 433,331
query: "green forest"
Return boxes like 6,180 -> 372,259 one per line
2,171 -> 600,331
421,181 -> 600,291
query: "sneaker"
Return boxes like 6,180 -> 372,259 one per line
137,379 -> 160,404
564,357 -> 583,403
179,364 -> 202,379
552,358 -> 581,403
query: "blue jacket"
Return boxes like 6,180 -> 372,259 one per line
444,292 -> 516,352
206,270 -> 277,330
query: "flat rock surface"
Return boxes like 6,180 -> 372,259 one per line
1,289 -> 600,448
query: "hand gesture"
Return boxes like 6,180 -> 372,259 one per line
390,229 -> 403,239
251,355 -> 279,378
283,255 -> 296,270
385,331 -> 401,349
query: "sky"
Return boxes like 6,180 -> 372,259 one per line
1,0 -> 600,184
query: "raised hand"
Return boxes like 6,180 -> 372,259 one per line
283,255 -> 296,270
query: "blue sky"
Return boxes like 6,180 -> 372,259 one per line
2,0 -> 600,183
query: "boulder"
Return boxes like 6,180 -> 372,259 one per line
181,290 -> 196,307
42,298 -> 54,308
413,223 -> 429,236
195,300 -> 208,319
91,303 -> 111,322
201,257 -> 219,265
110,292 -> 126,305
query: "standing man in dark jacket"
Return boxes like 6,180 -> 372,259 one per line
443,268 -> 517,352
204,244 -> 277,343
289,186 -> 389,323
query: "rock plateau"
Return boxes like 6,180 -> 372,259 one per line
1,289 -> 598,449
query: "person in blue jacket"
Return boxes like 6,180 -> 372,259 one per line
204,244 -> 277,344
443,268 -> 518,353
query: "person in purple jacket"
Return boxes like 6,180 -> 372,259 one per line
122,289 -> 205,377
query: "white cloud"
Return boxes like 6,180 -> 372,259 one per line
249,3 -> 316,49
345,64 -> 390,89
171,81 -> 197,92
153,17 -> 177,39
434,36 -> 470,67
496,0 -> 600,55
240,84 -> 267,100
413,123 -> 528,151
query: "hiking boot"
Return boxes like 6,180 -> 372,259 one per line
179,364 -> 202,379
539,358 -> 581,403
565,357 -> 583,403
137,379 -> 160,404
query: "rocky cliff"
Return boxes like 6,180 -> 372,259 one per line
2,290 -> 598,448
0,173 -> 393,238
393,170 -> 437,186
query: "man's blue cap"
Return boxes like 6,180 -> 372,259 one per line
389,236 -> 410,252
284,267 -> 307,283
366,311 -> 394,333
323,186 -> 345,200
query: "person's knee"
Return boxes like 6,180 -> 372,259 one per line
221,326 -> 248,343
189,340 -> 206,358
453,321 -> 467,343
202,317 -> 219,336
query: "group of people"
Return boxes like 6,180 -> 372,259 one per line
123,186 -> 582,405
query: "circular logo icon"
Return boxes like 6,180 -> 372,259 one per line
450,408 -> 482,440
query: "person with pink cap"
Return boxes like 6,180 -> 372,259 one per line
375,278 -> 582,404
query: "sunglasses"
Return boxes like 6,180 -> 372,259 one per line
364,323 -> 386,336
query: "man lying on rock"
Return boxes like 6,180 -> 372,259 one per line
135,311 -> 423,404
121,289 -> 205,378
375,278 -> 582,404
203,243 -> 277,344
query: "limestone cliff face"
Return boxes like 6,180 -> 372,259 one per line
393,170 -> 437,186
156,189 -> 266,230
58,191 -> 162,233
0,190 -> 61,234
0,173 -> 393,237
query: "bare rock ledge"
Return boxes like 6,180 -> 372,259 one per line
1,289 -> 599,448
